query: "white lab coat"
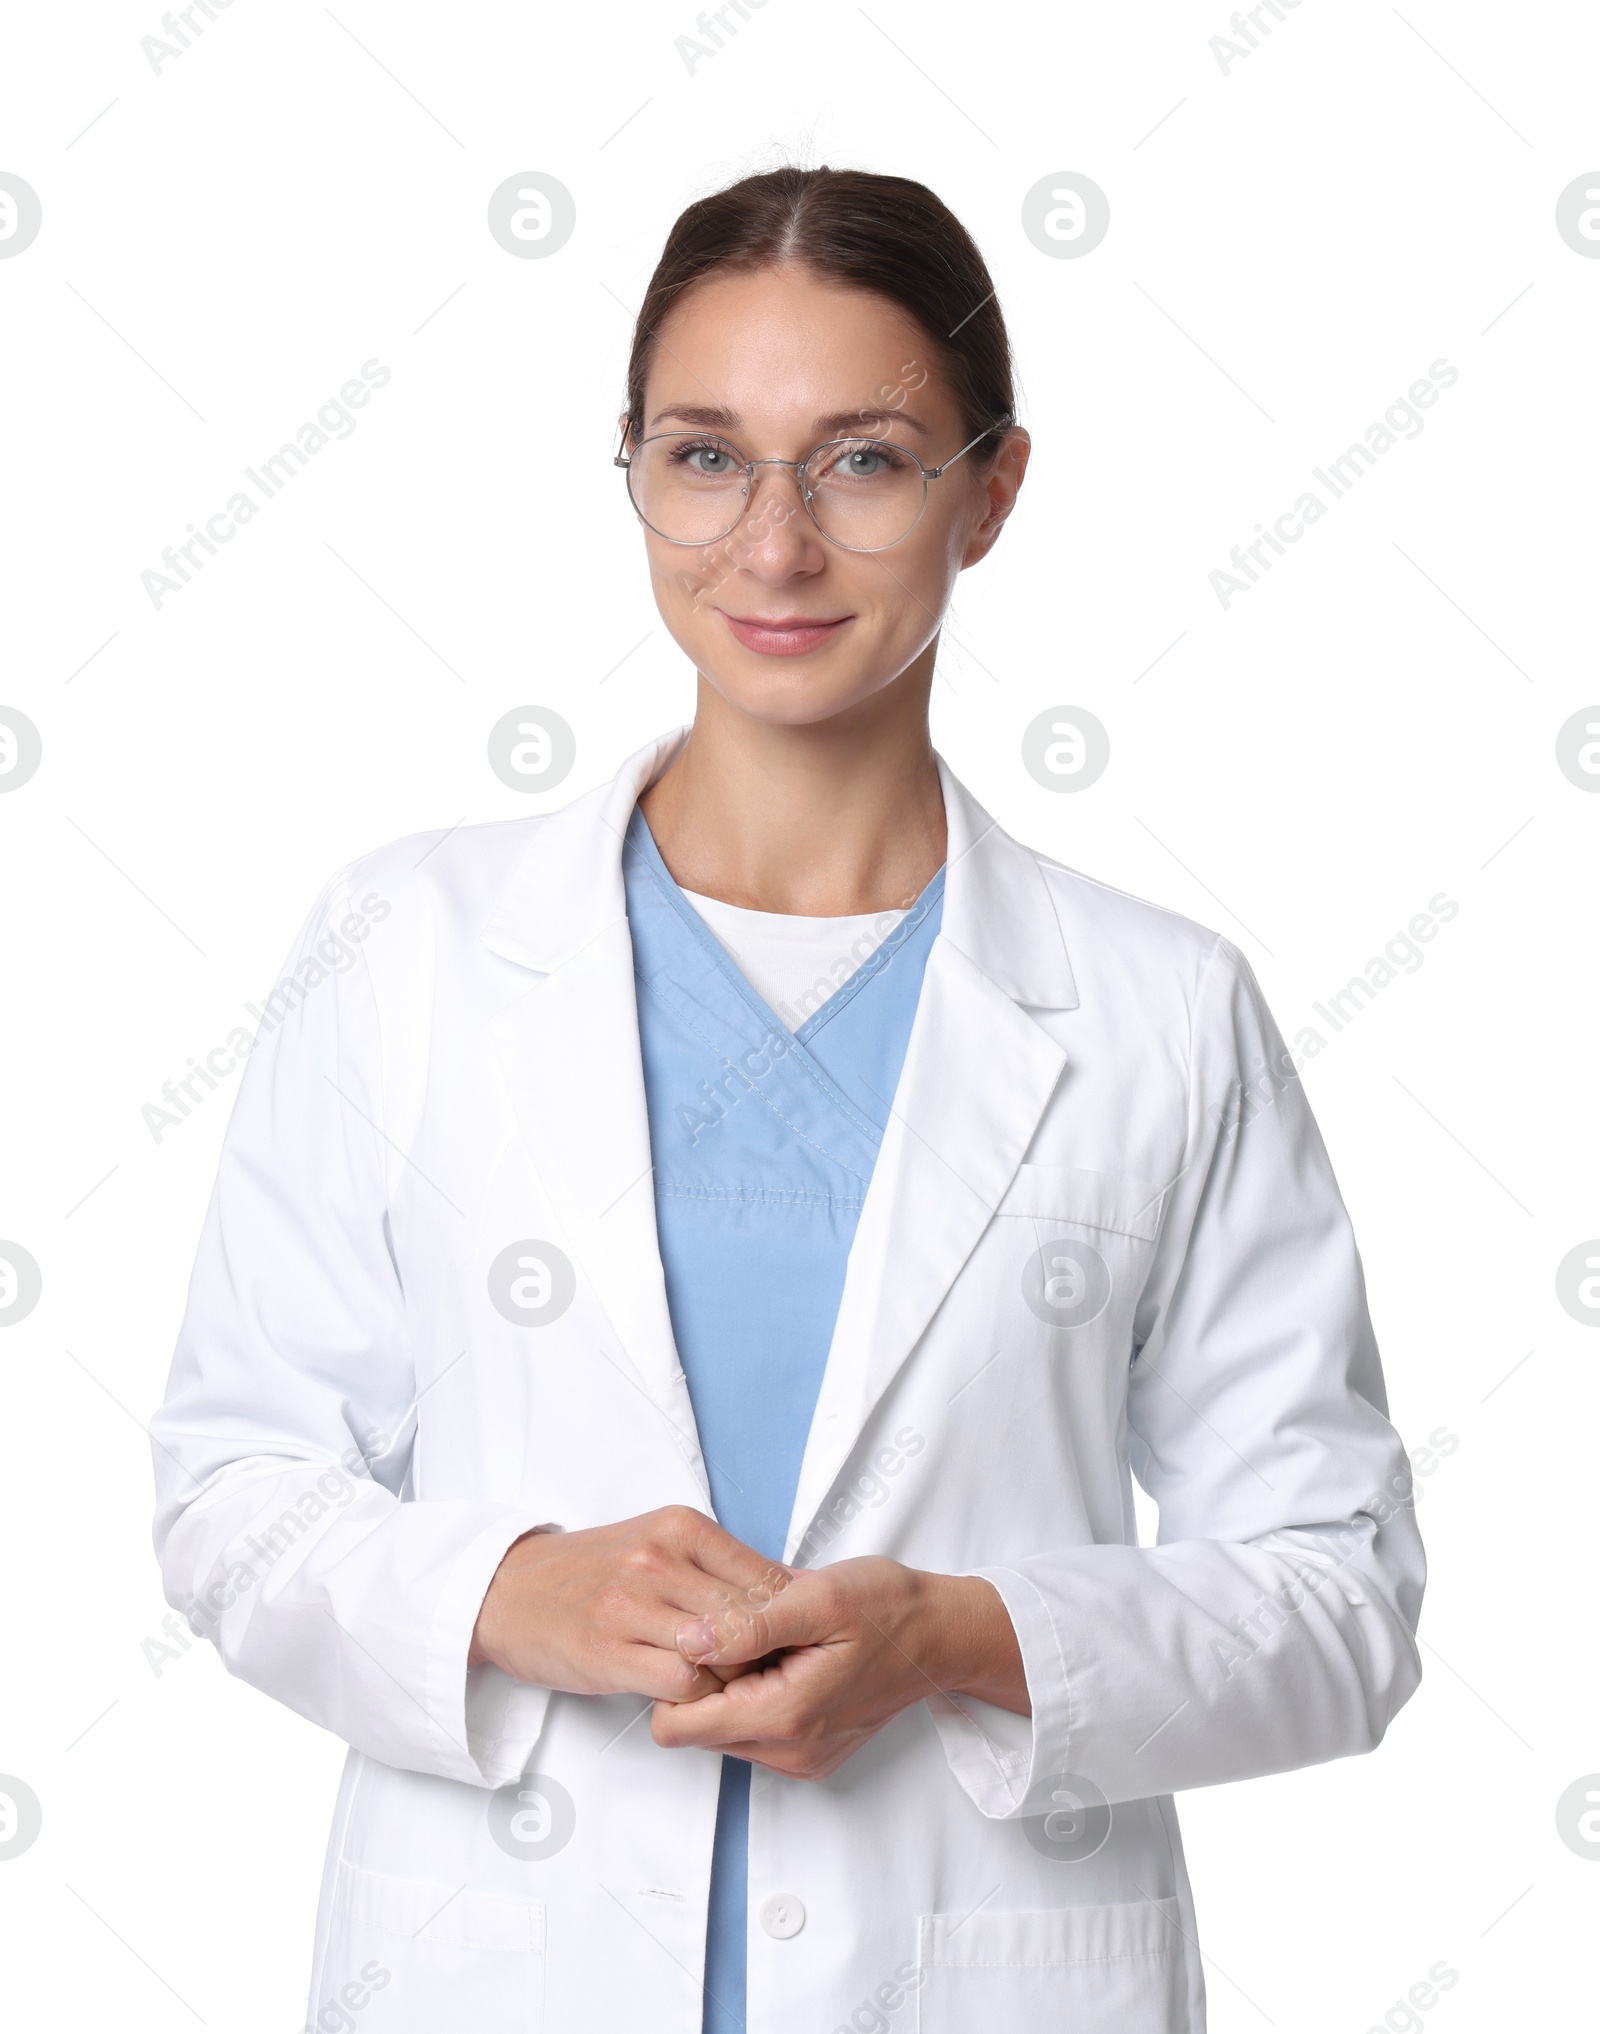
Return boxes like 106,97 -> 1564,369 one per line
151,729 -> 1424,2034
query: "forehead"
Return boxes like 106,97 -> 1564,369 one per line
643,264 -> 954,430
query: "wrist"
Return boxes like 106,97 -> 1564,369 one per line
469,1524 -> 564,1674
906,1570 -> 995,1694
911,1570 -> 1028,1713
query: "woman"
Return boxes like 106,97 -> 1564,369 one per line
152,167 -> 1424,2034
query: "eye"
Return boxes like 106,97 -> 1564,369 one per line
811,439 -> 918,483
669,438 -> 741,477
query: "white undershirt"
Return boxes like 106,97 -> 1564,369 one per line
680,890 -> 908,1032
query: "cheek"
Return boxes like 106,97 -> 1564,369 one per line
891,484 -> 984,599
855,526 -> 963,642
646,542 -> 725,626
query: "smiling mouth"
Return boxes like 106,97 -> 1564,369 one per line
720,612 -> 852,656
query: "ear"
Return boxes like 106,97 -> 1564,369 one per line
961,427 -> 1030,569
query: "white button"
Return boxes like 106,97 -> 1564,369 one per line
759,1894 -> 805,1939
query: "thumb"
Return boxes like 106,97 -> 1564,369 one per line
677,1571 -> 814,1668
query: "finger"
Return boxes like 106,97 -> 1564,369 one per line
677,1571 -> 835,1669
651,1673 -> 781,1748
700,1655 -> 762,1685
625,1569 -> 789,1660
653,1688 -> 850,1774
655,1643 -> 829,1744
619,1641 -> 729,1704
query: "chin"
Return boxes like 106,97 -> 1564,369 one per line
661,615 -> 862,714
708,659 -> 874,728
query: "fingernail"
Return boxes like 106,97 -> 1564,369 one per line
678,1618 -> 718,1659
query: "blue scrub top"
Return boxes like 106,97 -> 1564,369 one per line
622,807 -> 944,2034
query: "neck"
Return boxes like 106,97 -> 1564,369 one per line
637,661 -> 947,915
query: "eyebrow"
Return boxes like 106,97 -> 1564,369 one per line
645,402 -> 930,437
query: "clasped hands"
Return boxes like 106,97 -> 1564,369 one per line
469,1506 -> 1028,1780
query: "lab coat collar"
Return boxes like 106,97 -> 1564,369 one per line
478,727 -> 690,976
935,755 -> 1079,1014
480,727 -> 1079,1016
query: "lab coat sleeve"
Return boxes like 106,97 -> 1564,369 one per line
149,868 -> 552,1790
939,935 -> 1426,1817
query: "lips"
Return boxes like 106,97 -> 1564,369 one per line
721,612 -> 852,657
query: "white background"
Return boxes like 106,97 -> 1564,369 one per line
2,1 -> 1597,2027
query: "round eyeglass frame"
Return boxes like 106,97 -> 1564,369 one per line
613,419 -> 1013,555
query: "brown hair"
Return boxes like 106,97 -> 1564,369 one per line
625,166 -> 1015,459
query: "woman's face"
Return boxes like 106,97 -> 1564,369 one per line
627,263 -> 1027,728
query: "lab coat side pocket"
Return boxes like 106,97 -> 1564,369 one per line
313,1860 -> 545,2033
915,1899 -> 1188,2034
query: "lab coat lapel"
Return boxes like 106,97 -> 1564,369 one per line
785,766 -> 1079,1562
482,731 -> 708,1486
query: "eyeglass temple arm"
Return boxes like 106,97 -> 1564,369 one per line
927,417 -> 1015,480
613,418 -> 632,469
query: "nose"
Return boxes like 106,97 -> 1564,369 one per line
724,461 -> 826,578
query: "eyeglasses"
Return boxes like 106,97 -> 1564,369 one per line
614,421 -> 1009,554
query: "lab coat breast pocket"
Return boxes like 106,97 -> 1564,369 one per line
316,1861 -> 545,2033
915,1900 -> 1185,2034
992,1162 -> 1167,1347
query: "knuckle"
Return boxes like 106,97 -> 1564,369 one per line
623,1529 -> 678,1577
778,1747 -> 827,1780
725,1604 -> 764,1647
811,1576 -> 845,1621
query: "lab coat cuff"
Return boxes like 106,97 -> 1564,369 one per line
465,1665 -> 553,1789
926,1564 -> 1075,1820
432,1513 -> 556,1789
